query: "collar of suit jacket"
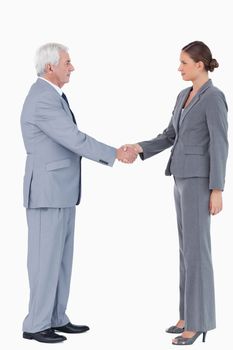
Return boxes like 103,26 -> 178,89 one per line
191,78 -> 213,96
36,77 -> 63,96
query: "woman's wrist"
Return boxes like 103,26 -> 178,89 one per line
211,189 -> 222,193
135,143 -> 143,153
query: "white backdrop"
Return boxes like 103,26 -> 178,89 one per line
0,0 -> 232,349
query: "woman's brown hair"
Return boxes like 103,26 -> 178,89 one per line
182,41 -> 219,72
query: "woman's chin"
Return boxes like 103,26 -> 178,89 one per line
182,76 -> 191,82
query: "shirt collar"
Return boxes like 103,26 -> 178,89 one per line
38,77 -> 63,96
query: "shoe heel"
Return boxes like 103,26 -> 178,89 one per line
202,331 -> 207,342
23,332 -> 33,340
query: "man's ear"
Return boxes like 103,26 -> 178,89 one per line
45,63 -> 53,74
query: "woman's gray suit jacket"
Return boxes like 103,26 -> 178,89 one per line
139,79 -> 228,190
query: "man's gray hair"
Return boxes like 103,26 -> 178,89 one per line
35,43 -> 68,76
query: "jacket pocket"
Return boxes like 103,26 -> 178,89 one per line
184,145 -> 205,155
46,158 -> 71,171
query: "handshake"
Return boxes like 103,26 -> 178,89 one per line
116,143 -> 143,164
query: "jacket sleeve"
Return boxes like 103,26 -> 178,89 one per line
34,93 -> 116,167
138,116 -> 176,160
206,90 -> 228,190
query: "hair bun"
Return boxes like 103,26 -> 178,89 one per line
209,58 -> 219,72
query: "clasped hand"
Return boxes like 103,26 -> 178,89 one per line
116,143 -> 143,164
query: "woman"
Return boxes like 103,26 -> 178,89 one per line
130,41 -> 228,345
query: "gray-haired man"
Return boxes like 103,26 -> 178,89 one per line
21,43 -> 137,343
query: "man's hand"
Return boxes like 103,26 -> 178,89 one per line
116,145 -> 138,163
209,189 -> 223,215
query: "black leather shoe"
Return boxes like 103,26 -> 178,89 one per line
23,328 -> 67,343
52,322 -> 90,333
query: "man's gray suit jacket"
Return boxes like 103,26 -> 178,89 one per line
139,80 -> 228,190
21,78 -> 116,208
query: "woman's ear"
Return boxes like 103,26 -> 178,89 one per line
197,61 -> 205,71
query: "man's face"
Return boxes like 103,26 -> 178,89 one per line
47,50 -> 75,87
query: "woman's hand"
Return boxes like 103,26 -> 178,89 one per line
122,143 -> 143,153
209,189 -> 223,215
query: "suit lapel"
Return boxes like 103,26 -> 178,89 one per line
178,79 -> 213,128
35,78 -> 75,123
179,93 -> 200,126
60,97 -> 74,122
173,88 -> 191,131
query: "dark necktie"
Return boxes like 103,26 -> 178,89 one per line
61,92 -> 81,204
62,92 -> 77,125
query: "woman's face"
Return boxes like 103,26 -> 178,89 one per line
178,51 -> 203,81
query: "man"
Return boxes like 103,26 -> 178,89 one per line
21,42 -> 137,343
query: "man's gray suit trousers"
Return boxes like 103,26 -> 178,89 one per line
23,207 -> 76,333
